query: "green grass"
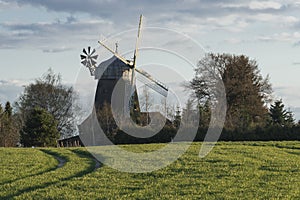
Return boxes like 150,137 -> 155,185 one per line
0,148 -> 57,185
1,141 -> 300,199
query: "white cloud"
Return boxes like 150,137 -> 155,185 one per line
0,0 -> 8,6
0,18 -> 115,50
249,1 -> 282,10
42,46 -> 72,53
0,0 -> 299,43
251,14 -> 298,25
0,79 -> 28,104
218,3 -> 245,9
281,0 -> 300,7
224,38 -> 243,44
258,32 -> 300,42
205,14 -> 249,32
0,0 -> 18,9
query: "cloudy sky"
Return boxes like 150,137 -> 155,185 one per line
1,0 -> 300,119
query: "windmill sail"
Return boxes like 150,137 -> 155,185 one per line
135,68 -> 168,97
98,41 -> 131,66
131,15 -> 143,85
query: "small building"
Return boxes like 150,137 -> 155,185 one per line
57,135 -> 83,147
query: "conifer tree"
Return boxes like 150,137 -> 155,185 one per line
269,100 -> 295,127
21,107 -> 59,147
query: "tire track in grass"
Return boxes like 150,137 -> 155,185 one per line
69,149 -> 103,171
44,151 -> 66,169
0,148 -> 96,199
15,149 -> 104,199
54,155 -> 66,168
0,149 -> 58,185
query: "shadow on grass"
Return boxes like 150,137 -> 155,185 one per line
1,148 -> 101,199
70,148 -> 103,171
0,149 -> 64,185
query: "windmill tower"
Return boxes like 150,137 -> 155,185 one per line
79,15 -> 168,144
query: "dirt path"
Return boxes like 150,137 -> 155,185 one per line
53,155 -> 66,168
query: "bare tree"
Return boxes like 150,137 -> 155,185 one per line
140,85 -> 153,125
16,69 -> 78,138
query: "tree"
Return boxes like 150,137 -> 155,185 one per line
198,100 -> 211,129
0,102 -> 20,147
181,99 -> 197,127
140,86 -> 153,125
21,107 -> 59,147
269,100 -> 295,127
285,110 -> 295,127
96,101 -> 116,142
4,102 -> 12,117
188,53 -> 272,131
16,69 -> 77,138
173,106 -> 181,128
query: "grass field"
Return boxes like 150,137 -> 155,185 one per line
1,142 -> 300,199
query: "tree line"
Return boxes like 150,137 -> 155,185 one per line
0,53 -> 299,147
0,69 -> 77,147
98,53 -> 300,144
187,53 -> 299,141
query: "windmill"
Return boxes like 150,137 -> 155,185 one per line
80,15 -> 168,115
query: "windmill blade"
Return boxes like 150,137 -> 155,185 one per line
91,59 -> 97,66
80,54 -> 87,60
88,46 -> 91,54
136,74 -> 168,97
130,14 -> 143,86
83,48 -> 87,55
91,55 -> 98,60
135,68 -> 168,97
131,69 -> 135,85
91,48 -> 96,55
133,14 -> 143,69
98,41 -> 131,66
81,60 -> 88,66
